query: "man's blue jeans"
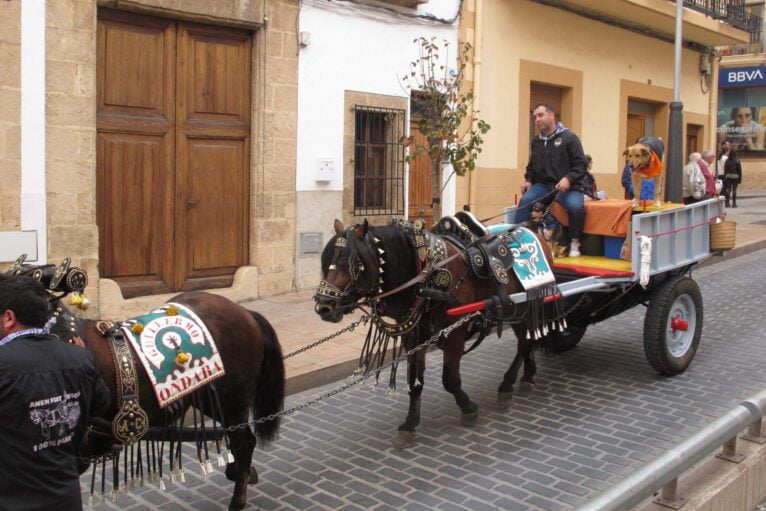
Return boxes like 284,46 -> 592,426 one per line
514,183 -> 585,239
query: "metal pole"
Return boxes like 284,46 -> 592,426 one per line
666,0 -> 684,203
762,0 -> 766,50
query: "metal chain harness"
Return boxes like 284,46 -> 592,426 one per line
281,315 -> 370,360
225,311 -> 481,431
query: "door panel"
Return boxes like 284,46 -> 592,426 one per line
101,26 -> 165,111
186,139 -> 245,274
97,9 -> 176,297
407,120 -> 433,227
97,134 -> 168,283
176,22 -> 250,290
627,114 -> 646,147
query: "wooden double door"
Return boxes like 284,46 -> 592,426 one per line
97,9 -> 251,298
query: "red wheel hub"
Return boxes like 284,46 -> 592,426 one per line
671,316 -> 688,332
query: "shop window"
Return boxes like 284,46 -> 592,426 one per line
717,86 -> 766,155
353,106 -> 406,216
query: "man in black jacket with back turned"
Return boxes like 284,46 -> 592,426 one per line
0,275 -> 110,511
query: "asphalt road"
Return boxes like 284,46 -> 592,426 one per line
84,247 -> 766,511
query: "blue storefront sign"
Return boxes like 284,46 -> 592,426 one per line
719,66 -> 766,88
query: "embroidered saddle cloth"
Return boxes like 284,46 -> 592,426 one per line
474,226 -> 555,290
121,303 -> 225,408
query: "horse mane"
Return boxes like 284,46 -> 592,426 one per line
368,223 -> 419,319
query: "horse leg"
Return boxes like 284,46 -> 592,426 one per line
517,338 -> 537,396
223,404 -> 258,511
442,335 -> 478,427
497,326 -> 529,407
394,348 -> 426,449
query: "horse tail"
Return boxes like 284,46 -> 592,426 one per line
249,310 -> 285,444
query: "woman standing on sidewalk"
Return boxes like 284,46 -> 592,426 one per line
723,148 -> 743,207
717,141 -> 731,200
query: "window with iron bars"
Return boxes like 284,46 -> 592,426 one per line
353,106 -> 406,216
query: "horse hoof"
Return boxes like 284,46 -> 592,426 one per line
393,431 -> 415,449
497,392 -> 513,410
516,381 -> 534,396
461,410 -> 479,427
228,499 -> 246,511
248,466 -> 259,485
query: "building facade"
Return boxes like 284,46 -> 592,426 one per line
456,0 -> 754,218
0,0 -> 299,317
716,52 -> 766,188
294,0 -> 460,289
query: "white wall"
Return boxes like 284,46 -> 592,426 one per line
296,0 -> 460,215
20,0 -> 46,262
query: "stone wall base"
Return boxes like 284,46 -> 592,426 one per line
97,266 -> 259,318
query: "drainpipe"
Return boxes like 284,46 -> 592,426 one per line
468,0 -> 483,211
666,0 -> 684,203
709,52 -> 718,151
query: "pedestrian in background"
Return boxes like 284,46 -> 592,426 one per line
0,275 -> 110,510
723,148 -> 743,207
682,152 -> 706,204
700,150 -> 717,198
717,140 -> 731,200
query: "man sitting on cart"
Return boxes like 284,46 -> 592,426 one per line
515,103 -> 588,257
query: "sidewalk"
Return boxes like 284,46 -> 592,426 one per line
244,191 -> 766,396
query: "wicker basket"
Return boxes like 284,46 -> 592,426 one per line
710,220 -> 736,251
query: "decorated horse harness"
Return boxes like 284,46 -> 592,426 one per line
4,256 -> 233,500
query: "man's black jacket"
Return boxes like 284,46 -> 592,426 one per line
0,333 -> 110,511
525,129 -> 587,187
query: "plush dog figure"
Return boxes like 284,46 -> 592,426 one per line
526,202 -> 570,258
623,136 -> 665,208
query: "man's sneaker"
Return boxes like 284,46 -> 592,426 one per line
569,239 -> 581,258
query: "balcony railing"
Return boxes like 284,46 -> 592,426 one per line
677,0 -> 763,42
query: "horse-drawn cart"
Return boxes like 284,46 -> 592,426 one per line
449,197 -> 727,376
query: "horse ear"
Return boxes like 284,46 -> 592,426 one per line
333,219 -> 345,234
353,219 -> 369,239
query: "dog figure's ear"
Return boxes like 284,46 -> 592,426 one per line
622,149 -> 629,158
640,148 -> 651,158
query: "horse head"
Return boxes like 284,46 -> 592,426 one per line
314,219 -> 381,322
4,255 -> 89,344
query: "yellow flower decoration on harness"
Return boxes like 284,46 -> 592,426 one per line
165,306 -> 179,316
174,350 -> 191,367
131,323 -> 144,334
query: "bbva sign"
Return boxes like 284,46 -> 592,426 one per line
719,66 -> 766,88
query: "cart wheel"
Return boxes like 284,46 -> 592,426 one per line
643,276 -> 703,375
541,325 -> 587,353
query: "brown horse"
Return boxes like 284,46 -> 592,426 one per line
314,219 -> 558,448
49,291 -> 284,510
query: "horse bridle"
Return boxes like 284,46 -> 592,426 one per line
315,231 -> 380,308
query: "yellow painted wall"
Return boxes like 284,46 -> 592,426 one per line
461,0 -> 715,218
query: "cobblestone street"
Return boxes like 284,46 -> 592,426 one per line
84,248 -> 766,510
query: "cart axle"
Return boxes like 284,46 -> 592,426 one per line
670,316 -> 688,332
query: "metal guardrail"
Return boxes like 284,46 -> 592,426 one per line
578,388 -> 766,511
677,0 -> 763,43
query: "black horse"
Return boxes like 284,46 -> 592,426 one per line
314,219 -> 559,448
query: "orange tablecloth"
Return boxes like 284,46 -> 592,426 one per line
550,199 -> 633,237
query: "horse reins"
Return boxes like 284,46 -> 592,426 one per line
359,248 -> 464,304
